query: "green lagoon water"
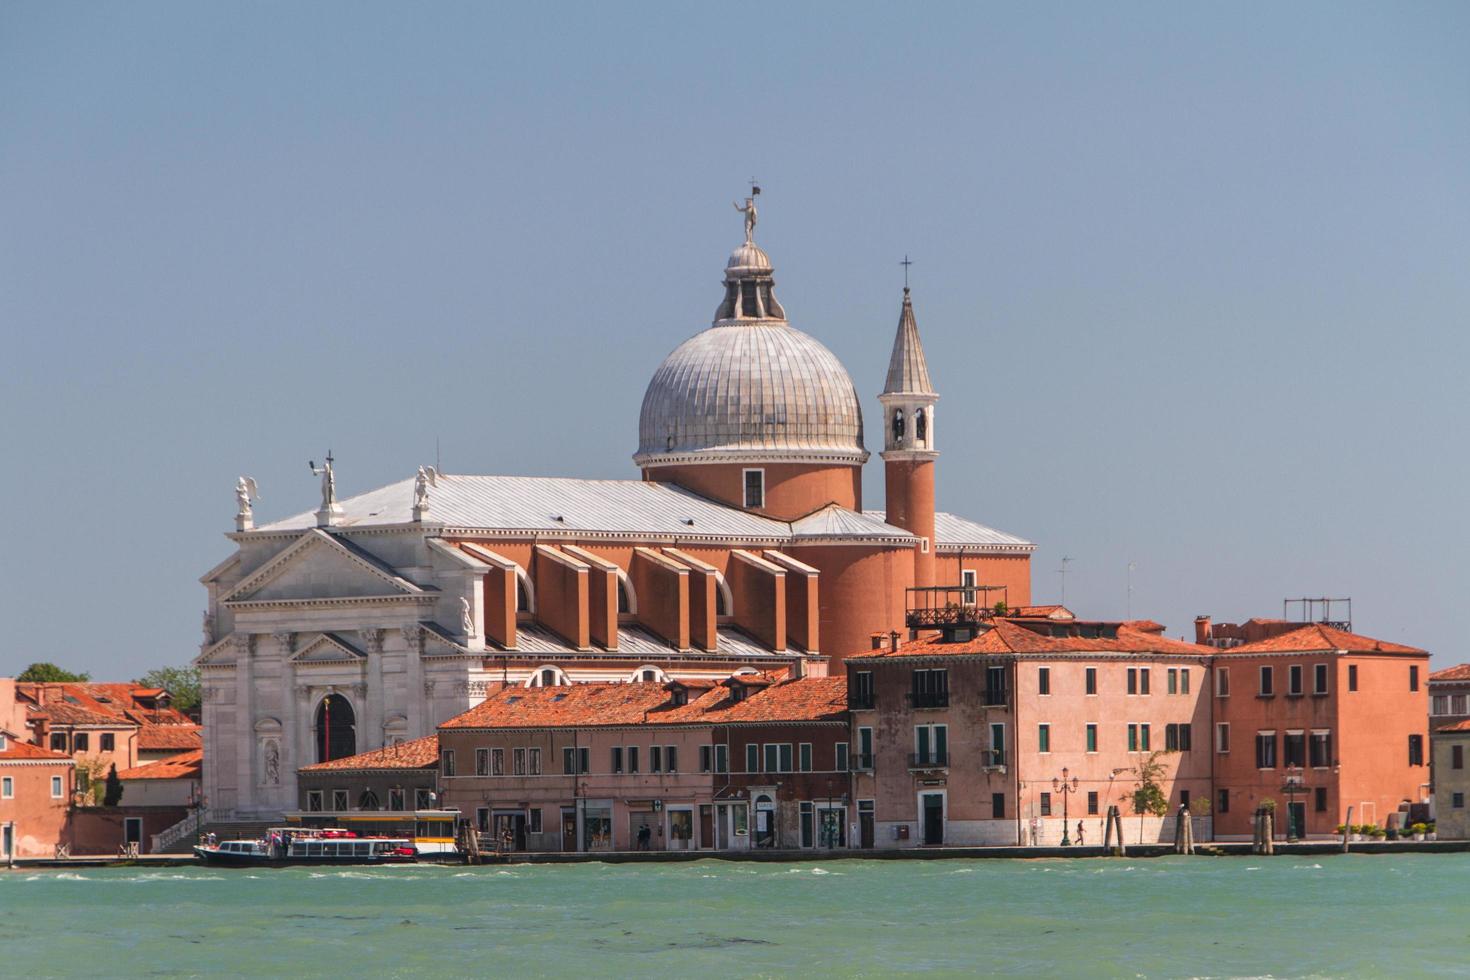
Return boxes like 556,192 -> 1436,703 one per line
2,855 -> 1466,977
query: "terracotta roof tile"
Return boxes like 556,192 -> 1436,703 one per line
850,619 -> 1209,660
1436,719 -> 1470,734
138,724 -> 203,751
0,738 -> 73,762
298,734 -> 440,772
116,749 -> 202,780
1431,664 -> 1470,682
1217,624 -> 1425,656
33,702 -> 128,726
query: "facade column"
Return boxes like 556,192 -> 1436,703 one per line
232,633 -> 256,814
402,624 -> 426,740
363,629 -> 386,752
273,632 -> 297,778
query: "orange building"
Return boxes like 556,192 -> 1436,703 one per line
1200,619 -> 1431,838
0,732 -> 74,859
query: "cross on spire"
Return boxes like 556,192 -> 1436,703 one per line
900,254 -> 913,291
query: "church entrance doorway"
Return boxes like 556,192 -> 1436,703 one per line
314,694 -> 356,763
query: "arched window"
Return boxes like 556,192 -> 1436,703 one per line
714,571 -> 733,617
515,571 -> 536,615
629,665 -> 668,684
358,789 -> 380,811
892,408 -> 905,444
525,665 -> 570,688
314,694 -> 356,763
615,569 -> 636,615
915,408 -> 927,444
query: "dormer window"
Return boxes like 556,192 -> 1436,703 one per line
729,683 -> 748,704
670,688 -> 688,707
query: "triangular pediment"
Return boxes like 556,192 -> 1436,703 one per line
194,636 -> 237,666
223,529 -> 425,603
290,633 -> 368,664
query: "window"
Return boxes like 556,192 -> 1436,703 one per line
961,569 -> 977,604
1166,723 -> 1193,752
50,733 -> 67,752
1455,695 -> 1468,715
1310,731 -> 1332,769
914,725 -> 948,766
1038,667 -> 1051,696
529,808 -> 542,833
743,469 -> 765,508
1085,723 -> 1098,753
1038,724 -> 1051,753
1410,664 -> 1420,692
491,748 -> 504,776
51,775 -> 63,799
1218,789 -> 1230,814
1085,667 -> 1097,695
563,747 -> 575,774
100,733 -> 115,752
1453,744 -> 1464,771
1040,792 -> 1052,817
1284,731 -> 1305,768
358,789 -> 379,810
1216,723 -> 1231,754
627,746 -> 639,773
763,744 -> 778,773
388,788 -> 405,811
441,750 -> 456,777
1128,724 -> 1138,753
1348,664 -> 1358,691
987,723 -> 1005,767
1216,667 -> 1230,697
415,788 -> 434,809
1409,734 -> 1424,766
1259,667 -> 1274,697
745,743 -> 759,773
74,733 -> 89,752
1288,665 -> 1303,696
857,727 -> 874,770
332,789 -> 349,811
513,748 -> 527,776
1087,791 -> 1099,815
835,743 -> 849,771
801,802 -> 814,849
650,746 -> 663,773
1140,724 -> 1151,751
911,669 -> 949,708
715,744 -> 729,773
850,671 -> 875,709
1180,669 -> 1190,695
1453,792 -> 1465,809
1168,669 -> 1178,695
1433,695 -> 1450,716
1314,664 -> 1329,695
528,747 -> 541,775
1256,732 -> 1277,770
985,666 -> 1007,706
474,748 -> 488,776
1314,787 -> 1327,812
992,792 -> 1005,818
1127,669 -> 1137,695
666,746 -> 678,773
699,746 -> 712,773
1140,669 -> 1151,695
307,790 -> 323,812
799,743 -> 813,772
612,747 -> 624,774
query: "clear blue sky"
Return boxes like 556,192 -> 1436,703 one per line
3,2 -> 1467,677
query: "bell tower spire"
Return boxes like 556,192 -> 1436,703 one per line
879,271 -> 939,587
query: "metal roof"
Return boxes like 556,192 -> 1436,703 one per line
882,289 -> 934,396
867,510 -> 1034,551
790,505 -> 916,542
490,623 -> 788,660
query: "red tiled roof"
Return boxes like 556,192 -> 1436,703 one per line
298,734 -> 440,772
0,738 -> 73,762
33,702 -> 128,727
138,724 -> 203,751
1431,664 -> 1470,682
1437,719 -> 1470,734
1010,605 -> 1075,620
17,682 -> 194,727
1217,624 -> 1425,656
849,619 -> 1210,660
667,677 -> 847,724
116,749 -> 202,780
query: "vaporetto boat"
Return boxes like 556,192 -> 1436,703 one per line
193,827 -> 417,866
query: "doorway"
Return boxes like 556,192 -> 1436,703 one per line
699,805 -> 714,849
492,812 -> 525,851
561,809 -> 577,851
2,823 -> 12,860
1287,802 -> 1307,840
859,800 -> 875,849
754,795 -> 777,848
921,793 -> 944,846
817,806 -> 847,848
124,817 -> 144,851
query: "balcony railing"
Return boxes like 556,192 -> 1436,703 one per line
849,693 -> 876,710
906,691 -> 950,709
983,750 -> 1006,768
908,752 -> 950,769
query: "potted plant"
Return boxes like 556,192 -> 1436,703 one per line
1427,821 -> 1437,841
1409,822 -> 1428,842
1368,825 -> 1386,840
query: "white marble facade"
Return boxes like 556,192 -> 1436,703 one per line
197,525 -> 488,818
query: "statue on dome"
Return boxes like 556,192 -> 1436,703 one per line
235,476 -> 260,519
413,465 -> 440,513
309,452 -> 337,510
733,187 -> 760,244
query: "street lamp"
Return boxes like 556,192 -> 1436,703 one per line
1053,768 -> 1080,846
1282,765 -> 1305,842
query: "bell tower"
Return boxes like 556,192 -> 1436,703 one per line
879,285 -> 939,587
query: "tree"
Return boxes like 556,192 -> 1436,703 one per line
136,665 -> 201,715
1130,750 -> 1172,844
103,764 -> 124,807
16,662 -> 90,683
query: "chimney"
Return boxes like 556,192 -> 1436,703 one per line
870,632 -> 885,650
889,630 -> 901,654
1194,616 -> 1211,645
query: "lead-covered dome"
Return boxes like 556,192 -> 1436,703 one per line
635,214 -> 867,467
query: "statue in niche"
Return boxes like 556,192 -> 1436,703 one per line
263,740 -> 280,785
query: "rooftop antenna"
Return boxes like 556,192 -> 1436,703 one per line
900,254 -> 913,290
1057,556 -> 1073,606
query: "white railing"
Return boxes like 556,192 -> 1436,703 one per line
152,808 -> 208,853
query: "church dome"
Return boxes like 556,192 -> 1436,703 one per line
635,201 -> 868,467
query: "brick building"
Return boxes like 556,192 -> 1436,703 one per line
1432,720 -> 1470,839
1429,664 -> 1470,731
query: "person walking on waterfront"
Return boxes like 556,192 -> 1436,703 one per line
637,823 -> 651,850
1076,821 -> 1085,846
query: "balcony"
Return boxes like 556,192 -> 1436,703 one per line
906,691 -> 950,709
905,586 -> 1007,631
908,752 -> 950,769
